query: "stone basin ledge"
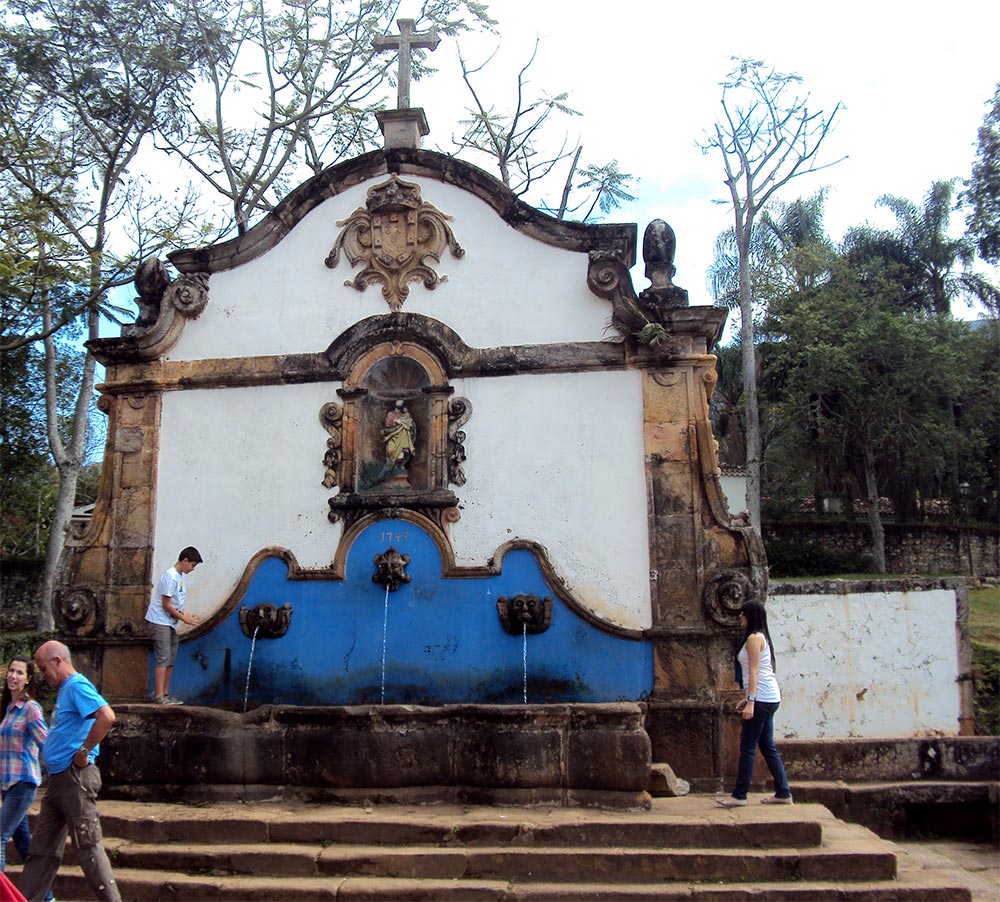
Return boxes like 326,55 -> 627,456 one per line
101,702 -> 653,809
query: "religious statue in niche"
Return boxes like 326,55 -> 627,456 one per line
323,342 -> 472,532
384,401 -> 416,468
357,356 -> 430,493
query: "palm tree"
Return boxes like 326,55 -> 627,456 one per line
845,180 -> 999,315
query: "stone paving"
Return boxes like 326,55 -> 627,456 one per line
893,839 -> 1000,902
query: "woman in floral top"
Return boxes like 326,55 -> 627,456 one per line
1,655 -> 48,876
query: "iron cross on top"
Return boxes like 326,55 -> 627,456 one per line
373,19 -> 440,110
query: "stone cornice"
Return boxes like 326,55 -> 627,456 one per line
168,149 -> 636,275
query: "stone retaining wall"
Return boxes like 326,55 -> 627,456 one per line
765,521 -> 999,577
0,558 -> 44,631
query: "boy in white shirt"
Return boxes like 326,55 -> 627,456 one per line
144,546 -> 203,704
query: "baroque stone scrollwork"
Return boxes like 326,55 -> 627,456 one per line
325,176 -> 465,312
106,258 -> 210,361
703,569 -> 757,627
447,397 -> 472,487
239,602 -> 293,639
586,219 -> 692,345
372,547 -> 411,592
497,594 -> 553,635
320,401 -> 344,489
124,263 -> 209,337
164,272 -> 210,318
56,588 -> 103,636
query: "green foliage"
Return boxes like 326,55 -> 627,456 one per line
972,642 -> 999,735
970,587 -> 999,735
963,84 -> 1000,266
844,180 -> 998,316
764,537 -> 872,578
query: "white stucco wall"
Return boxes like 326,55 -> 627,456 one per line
167,178 -> 615,361
153,368 -> 651,631
451,370 -> 650,629
154,381 -> 339,619
767,589 -> 961,738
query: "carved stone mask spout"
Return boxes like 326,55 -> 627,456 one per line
372,548 -> 411,592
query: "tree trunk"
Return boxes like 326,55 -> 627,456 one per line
738,230 -> 762,533
38,295 -> 98,630
861,439 -> 887,573
38,461 -> 81,630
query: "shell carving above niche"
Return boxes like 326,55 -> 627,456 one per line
325,175 -> 465,311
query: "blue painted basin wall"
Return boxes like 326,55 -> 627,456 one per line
165,521 -> 653,708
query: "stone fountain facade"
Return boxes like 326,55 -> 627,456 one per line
57,134 -> 764,799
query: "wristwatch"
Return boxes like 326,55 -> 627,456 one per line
746,695 -> 756,702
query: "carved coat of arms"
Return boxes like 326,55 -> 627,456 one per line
325,176 -> 464,311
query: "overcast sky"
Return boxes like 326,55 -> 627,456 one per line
405,0 -> 998,315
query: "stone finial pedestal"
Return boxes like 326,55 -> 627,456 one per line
377,108 -> 430,150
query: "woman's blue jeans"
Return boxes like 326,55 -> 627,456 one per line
1,781 -> 38,871
732,700 -> 791,800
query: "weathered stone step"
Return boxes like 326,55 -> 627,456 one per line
82,836 -> 899,884
12,866 -> 971,901
95,799 -> 823,849
8,797 -> 973,901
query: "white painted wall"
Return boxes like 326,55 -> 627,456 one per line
154,369 -> 652,631
767,589 -> 960,738
154,381 -> 340,620
452,370 -> 650,630
167,178 -> 615,361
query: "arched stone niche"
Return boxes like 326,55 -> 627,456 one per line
324,341 -> 470,533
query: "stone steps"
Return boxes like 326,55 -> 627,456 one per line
8,797 -> 972,901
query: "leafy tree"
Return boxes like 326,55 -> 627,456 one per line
0,0 -> 212,627
707,342 -> 746,468
452,40 -> 636,221
157,0 -> 494,237
846,180 -> 999,316
963,84 -> 1000,266
766,257 -> 979,571
699,58 -> 843,532
709,190 -> 835,501
1,330 -> 96,558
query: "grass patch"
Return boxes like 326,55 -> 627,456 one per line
969,587 -> 1000,735
969,585 -> 1000,648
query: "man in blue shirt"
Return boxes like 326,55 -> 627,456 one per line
17,641 -> 120,902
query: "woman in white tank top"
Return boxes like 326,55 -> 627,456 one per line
717,601 -> 792,807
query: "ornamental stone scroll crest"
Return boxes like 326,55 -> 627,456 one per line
56,588 -> 104,636
325,176 -> 465,312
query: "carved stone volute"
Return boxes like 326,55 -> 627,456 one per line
100,259 -> 210,362
703,569 -> 759,627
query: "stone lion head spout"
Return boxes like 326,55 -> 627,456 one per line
372,548 -> 411,592
497,594 -> 553,635
239,602 -> 293,639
